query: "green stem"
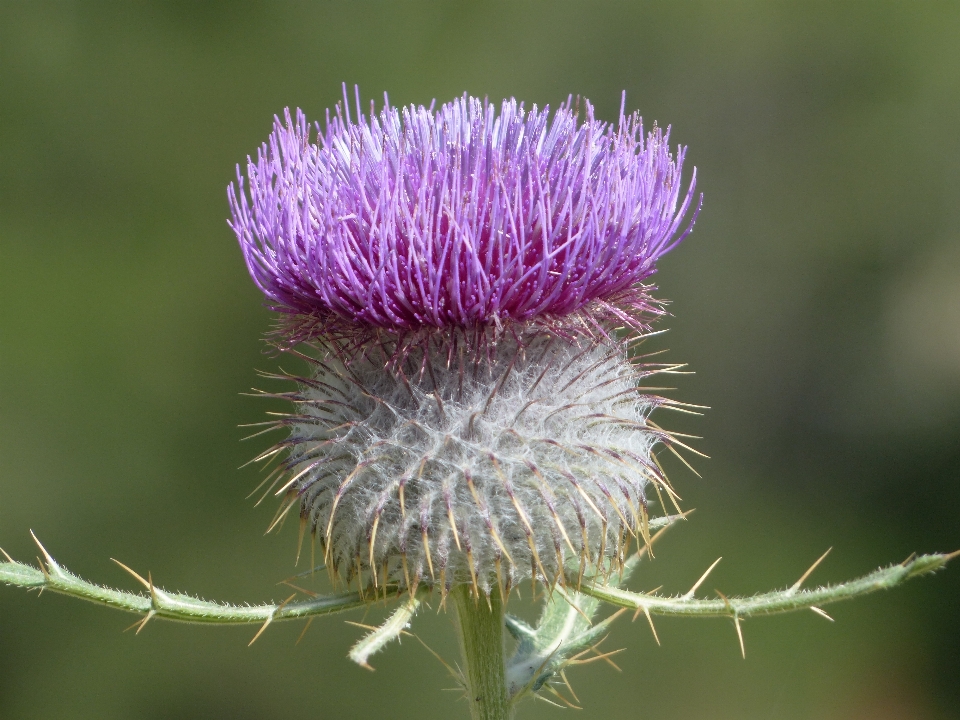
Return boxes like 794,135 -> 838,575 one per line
569,551 -> 957,619
0,541 -> 382,625
0,536 -> 427,668
453,586 -> 513,720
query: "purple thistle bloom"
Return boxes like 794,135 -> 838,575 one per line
229,90 -> 705,601
228,89 -> 700,339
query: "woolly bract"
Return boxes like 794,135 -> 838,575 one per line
254,330 -> 682,593
228,91 -> 699,340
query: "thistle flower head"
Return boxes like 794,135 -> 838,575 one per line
231,89 -> 700,596
228,88 -> 699,342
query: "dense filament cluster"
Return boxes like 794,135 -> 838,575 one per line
228,90 -> 699,340
250,330 -> 687,596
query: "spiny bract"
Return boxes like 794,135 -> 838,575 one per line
257,330 -> 683,595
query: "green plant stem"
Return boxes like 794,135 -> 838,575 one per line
453,586 -> 513,720
570,551 -> 957,619
0,541 -> 385,626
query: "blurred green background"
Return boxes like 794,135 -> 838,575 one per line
1,2 -> 958,718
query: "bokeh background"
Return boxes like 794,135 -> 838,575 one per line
1,2 -> 958,718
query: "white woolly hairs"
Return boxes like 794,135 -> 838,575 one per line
263,331 -> 671,596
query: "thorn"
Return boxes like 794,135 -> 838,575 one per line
29,531 -> 58,572
344,621 -> 380,631
147,571 -> 160,607
411,633 -> 463,684
637,604 -> 660,645
553,586 -> 593,624
544,683 -> 582,709
466,473 -> 515,568
325,467 -> 366,558
276,591 -> 297,613
810,606 -> 834,622
635,509 -> 694,559
549,508 -> 577,556
369,514 -> 381,588
596,649 -> 623,673
123,610 -> 154,633
296,617 -> 315,645
559,669 -> 580,704
0,546 -> 14,563
788,548 -> 832,595
111,559 -> 151,590
401,553 -> 413,597
135,609 -> 156,635
283,563 -> 327,581
568,646 -> 626,668
943,549 -> 960,563
422,531 -> 435,581
244,470 -> 277,500
447,506 -> 462,551
683,557 -> 722,599
715,589 -> 745,658
249,593 -> 295,646
274,460 -> 320,497
466,549 -> 480,602
266,495 -> 299,535
648,454 -> 684,515
279,580 -> 319,598
35,557 -> 50,582
438,569 -> 448,612
532,692 -> 565,709
630,586 -> 663,622
249,616 -> 273,646
663,438 -> 706,476
249,467 -> 282,505
733,614 -> 745,659
295,516 -> 308,566
606,607 -> 628,627
408,568 -> 421,602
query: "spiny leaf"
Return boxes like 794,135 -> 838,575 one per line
570,551 -> 957,619
347,594 -> 422,670
0,538 -> 385,626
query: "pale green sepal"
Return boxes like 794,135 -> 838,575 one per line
504,512 -> 686,702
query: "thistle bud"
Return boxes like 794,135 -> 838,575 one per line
228,88 -> 700,595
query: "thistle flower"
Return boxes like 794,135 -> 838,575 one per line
228,89 -> 700,598
228,90 -> 699,340
2,86 -> 952,720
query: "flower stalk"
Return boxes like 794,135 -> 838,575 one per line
453,586 -> 513,720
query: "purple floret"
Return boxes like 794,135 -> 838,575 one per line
228,89 -> 700,337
